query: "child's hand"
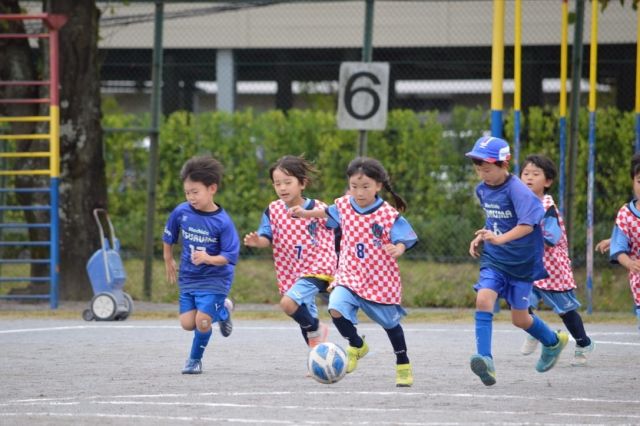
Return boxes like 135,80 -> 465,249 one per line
288,205 -> 306,218
595,238 -> 611,254
625,258 -> 640,274
383,243 -> 405,259
164,258 -> 177,284
191,250 -> 209,266
469,232 -> 484,258
475,229 -> 503,245
244,232 -> 261,247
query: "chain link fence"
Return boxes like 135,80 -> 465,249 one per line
94,0 -> 635,115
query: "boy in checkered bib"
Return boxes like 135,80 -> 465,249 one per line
466,137 -> 569,386
290,157 -> 418,387
244,155 -> 336,349
519,154 -> 595,366
605,153 -> 640,333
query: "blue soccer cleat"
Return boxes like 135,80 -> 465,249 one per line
470,354 -> 496,386
182,358 -> 202,374
536,330 -> 569,372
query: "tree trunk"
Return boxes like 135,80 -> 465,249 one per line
46,0 -> 107,300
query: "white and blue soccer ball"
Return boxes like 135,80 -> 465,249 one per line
307,342 -> 347,384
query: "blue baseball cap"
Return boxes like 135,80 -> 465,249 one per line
465,136 -> 511,163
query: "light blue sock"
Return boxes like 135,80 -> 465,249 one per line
475,311 -> 493,358
525,315 -> 558,347
189,328 -> 212,360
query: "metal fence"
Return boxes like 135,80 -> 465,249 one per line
92,0 -> 635,116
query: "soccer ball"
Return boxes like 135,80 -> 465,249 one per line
307,342 -> 348,384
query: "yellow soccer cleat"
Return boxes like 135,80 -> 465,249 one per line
346,338 -> 369,373
395,363 -> 414,387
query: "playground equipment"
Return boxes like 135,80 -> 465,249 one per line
0,14 -> 66,309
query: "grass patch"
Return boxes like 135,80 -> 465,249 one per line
1,257 -> 637,317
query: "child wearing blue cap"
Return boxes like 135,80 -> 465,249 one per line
466,136 -> 568,386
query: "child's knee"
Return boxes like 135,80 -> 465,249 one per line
180,320 -> 195,331
197,318 -> 211,332
329,308 -> 342,319
511,312 -> 533,329
279,295 -> 298,314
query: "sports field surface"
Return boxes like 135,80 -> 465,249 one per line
1,314 -> 638,425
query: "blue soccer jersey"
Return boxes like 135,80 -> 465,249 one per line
475,175 -> 547,281
163,202 -> 240,294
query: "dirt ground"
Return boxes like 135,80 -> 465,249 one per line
1,312 -> 639,425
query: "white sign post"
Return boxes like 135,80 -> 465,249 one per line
337,62 -> 390,131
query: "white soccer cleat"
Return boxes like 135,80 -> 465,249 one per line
520,335 -> 539,355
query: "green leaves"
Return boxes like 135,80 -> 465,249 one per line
103,106 -> 635,262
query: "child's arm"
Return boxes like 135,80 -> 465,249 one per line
384,242 -> 406,259
163,242 -> 177,284
595,238 -> 611,254
476,224 -> 533,245
191,250 -> 230,266
244,231 -> 271,248
384,216 -> 418,259
469,233 -> 484,258
616,253 -> 640,274
541,207 -> 562,247
289,204 -> 328,219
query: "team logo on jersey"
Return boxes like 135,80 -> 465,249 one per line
371,223 -> 384,248
307,221 -> 319,246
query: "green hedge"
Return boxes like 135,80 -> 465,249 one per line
103,106 -> 636,263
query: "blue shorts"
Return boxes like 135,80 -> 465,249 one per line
179,291 -> 230,322
284,277 -> 328,318
328,285 -> 406,329
529,287 -> 581,315
473,267 -> 533,310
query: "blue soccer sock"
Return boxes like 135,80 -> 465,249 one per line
525,315 -> 558,347
332,315 -> 363,348
189,328 -> 212,360
290,304 -> 318,332
475,311 -> 493,358
560,309 -> 590,347
384,324 -> 409,365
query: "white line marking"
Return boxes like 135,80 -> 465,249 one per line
3,391 -> 639,406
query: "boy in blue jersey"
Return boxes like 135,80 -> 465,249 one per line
163,155 -> 240,374
466,136 -> 569,386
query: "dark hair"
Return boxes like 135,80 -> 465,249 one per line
631,153 -> 640,179
471,158 -> 506,168
180,155 -> 223,186
269,155 -> 316,185
521,154 -> 557,193
346,157 -> 407,212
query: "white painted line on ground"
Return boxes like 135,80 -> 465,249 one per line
3,390 -> 639,406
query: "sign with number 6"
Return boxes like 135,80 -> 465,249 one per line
337,62 -> 390,130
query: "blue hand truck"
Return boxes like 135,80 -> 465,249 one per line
82,209 -> 133,321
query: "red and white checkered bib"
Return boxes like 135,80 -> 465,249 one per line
269,199 -> 336,294
615,203 -> 640,305
334,196 -> 402,304
534,195 -> 576,291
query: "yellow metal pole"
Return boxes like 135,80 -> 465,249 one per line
588,0 -> 598,113
559,0 -> 569,118
514,0 -> 521,112
491,0 -> 505,137
50,106 -> 60,177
